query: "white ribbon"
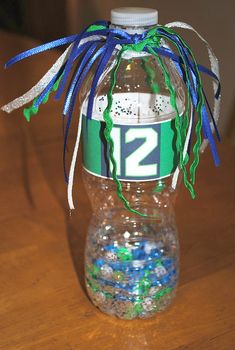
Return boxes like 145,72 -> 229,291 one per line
1,25 -> 220,206
165,21 -> 221,189
165,22 -> 221,152
171,104 -> 193,190
68,108 -> 83,210
1,35 -> 104,114
1,45 -> 73,114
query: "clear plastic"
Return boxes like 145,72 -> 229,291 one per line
81,25 -> 185,319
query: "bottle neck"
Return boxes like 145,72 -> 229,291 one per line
110,24 -> 154,59
110,23 -> 154,34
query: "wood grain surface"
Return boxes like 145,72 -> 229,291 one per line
0,31 -> 234,350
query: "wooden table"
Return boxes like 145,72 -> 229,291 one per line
0,31 -> 234,350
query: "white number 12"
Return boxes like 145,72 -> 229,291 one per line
110,127 -> 158,177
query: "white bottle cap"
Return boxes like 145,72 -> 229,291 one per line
111,7 -> 158,27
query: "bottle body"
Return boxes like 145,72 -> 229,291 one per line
81,30 -> 185,319
83,172 -> 179,319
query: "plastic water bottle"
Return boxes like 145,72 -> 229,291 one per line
81,8 -> 185,319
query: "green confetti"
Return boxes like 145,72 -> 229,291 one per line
133,303 -> 144,315
86,277 -> 114,300
139,277 -> 152,296
103,291 -> 113,300
86,264 -> 100,278
117,247 -> 132,261
92,264 -> 100,275
152,287 -> 173,300
86,277 -> 99,293
144,270 -> 151,277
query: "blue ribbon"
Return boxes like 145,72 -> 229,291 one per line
4,21 -> 221,184
154,28 -> 220,167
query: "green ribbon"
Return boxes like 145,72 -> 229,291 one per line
23,74 -> 63,122
102,27 -> 207,214
21,25 -> 206,216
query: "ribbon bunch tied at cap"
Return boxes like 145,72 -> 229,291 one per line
1,21 -> 221,216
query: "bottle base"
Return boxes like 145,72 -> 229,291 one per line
86,279 -> 177,320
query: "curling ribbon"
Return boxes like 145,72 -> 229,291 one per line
165,21 -> 221,190
1,21 -> 221,215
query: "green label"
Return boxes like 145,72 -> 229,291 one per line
82,116 -> 179,181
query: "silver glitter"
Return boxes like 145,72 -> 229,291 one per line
105,251 -> 117,261
94,292 -> 106,304
132,260 -> 144,268
101,264 -> 113,279
154,265 -> 167,277
149,286 -> 161,296
142,297 -> 155,312
144,241 -> 158,254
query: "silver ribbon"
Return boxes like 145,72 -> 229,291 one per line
1,25 -> 220,207
1,35 -> 104,114
1,45 -> 73,114
164,22 -> 221,190
165,21 -> 221,153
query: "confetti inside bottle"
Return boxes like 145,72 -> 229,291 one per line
82,8 -> 183,319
